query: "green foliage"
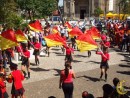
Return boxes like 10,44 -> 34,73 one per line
6,13 -> 23,29
94,7 -> 103,17
16,0 -> 57,20
119,0 -> 130,14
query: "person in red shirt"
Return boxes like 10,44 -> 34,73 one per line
59,62 -> 75,98
96,48 -> 110,82
100,35 -> 110,50
33,39 -> 41,66
7,63 -> 25,98
0,73 -> 8,98
65,43 -> 74,68
61,34 -> 66,54
21,46 -> 30,79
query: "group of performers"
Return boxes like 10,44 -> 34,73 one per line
0,18 -> 130,98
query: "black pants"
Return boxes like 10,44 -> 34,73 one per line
62,83 -> 74,98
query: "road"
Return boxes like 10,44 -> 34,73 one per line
7,47 -> 130,98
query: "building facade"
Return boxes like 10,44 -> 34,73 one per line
63,0 -> 119,19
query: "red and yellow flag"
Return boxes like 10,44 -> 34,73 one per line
69,27 -> 83,37
86,27 -> 101,40
52,26 -> 59,34
64,22 -> 72,29
0,29 -> 18,50
44,33 -> 67,47
15,29 -> 28,42
28,20 -> 43,32
76,33 -> 98,52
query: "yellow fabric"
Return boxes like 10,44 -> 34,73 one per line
28,25 -> 41,32
93,36 -> 101,40
52,29 -> 58,34
0,35 -> 18,50
76,40 -> 98,52
44,38 -> 63,47
16,34 -> 28,42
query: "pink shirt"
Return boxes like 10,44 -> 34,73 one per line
61,69 -> 74,83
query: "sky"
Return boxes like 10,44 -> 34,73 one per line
58,0 -> 63,6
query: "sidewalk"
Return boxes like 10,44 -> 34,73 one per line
7,47 -> 130,97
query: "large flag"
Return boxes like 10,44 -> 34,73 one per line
69,26 -> 83,37
15,29 -> 28,42
64,22 -> 72,29
52,26 -> 59,34
28,20 -> 43,32
64,22 -> 72,32
44,33 -> 67,47
86,27 -> 101,40
76,33 -> 98,52
0,29 -> 18,50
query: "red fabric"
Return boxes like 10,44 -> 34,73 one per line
11,70 -> 24,90
66,47 -> 74,55
96,51 -> 110,62
34,42 -> 41,49
16,45 -> 23,53
104,41 -> 110,48
101,35 -> 107,41
0,79 -> 6,98
23,50 -> 30,58
61,69 -> 74,83
100,41 -> 110,48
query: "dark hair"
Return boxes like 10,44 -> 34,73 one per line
64,62 -> 70,77
87,94 -> 94,98
82,91 -> 88,98
9,62 -> 18,70
113,77 -> 120,87
102,84 -> 113,98
48,96 -> 56,98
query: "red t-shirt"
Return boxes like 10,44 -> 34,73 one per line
96,51 -> 110,62
34,42 -> 41,49
66,47 -> 74,55
11,70 -> 24,90
61,69 -> 74,83
0,79 -> 6,97
23,50 -> 30,58
16,45 -> 23,53
104,41 -> 110,48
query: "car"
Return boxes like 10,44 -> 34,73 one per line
50,16 -> 61,21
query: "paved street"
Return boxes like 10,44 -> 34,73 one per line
7,47 -> 130,98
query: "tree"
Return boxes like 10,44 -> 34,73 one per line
0,0 -> 22,29
94,7 -> 103,17
16,0 -> 57,21
119,0 -> 130,14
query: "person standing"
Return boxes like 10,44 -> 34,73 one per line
59,62 -> 75,98
21,46 -> 30,79
0,73 -> 9,98
65,43 -> 74,68
7,63 -> 25,98
33,39 -> 41,66
96,48 -> 110,82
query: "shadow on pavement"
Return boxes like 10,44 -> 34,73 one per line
56,54 -> 65,56
30,63 -> 36,66
119,64 -> 130,68
30,67 -> 50,72
52,68 -> 61,76
51,48 -> 61,51
76,75 -> 99,82
117,71 -> 130,75
74,54 -> 88,58
72,60 -> 82,63
86,61 -> 100,64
